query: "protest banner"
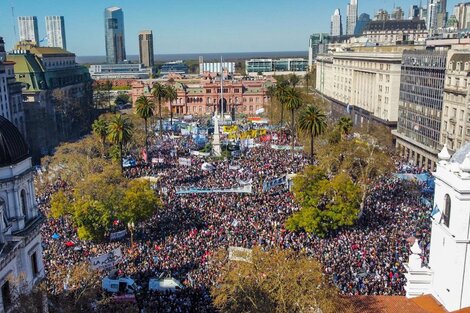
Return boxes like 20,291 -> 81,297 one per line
90,248 -> 123,270
178,157 -> 192,166
110,230 -> 127,241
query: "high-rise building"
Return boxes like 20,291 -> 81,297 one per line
409,5 -> 420,19
330,9 -> 343,37
391,7 -> 405,20
454,2 -> 470,29
354,13 -> 371,35
346,0 -> 358,35
18,16 -> 39,45
427,0 -> 448,33
45,16 -> 66,50
308,33 -> 330,68
138,30 -> 154,68
375,9 -> 390,21
104,6 -> 126,64
393,49 -> 447,171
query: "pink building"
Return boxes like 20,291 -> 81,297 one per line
131,77 -> 273,116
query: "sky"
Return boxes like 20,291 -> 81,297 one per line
0,0 -> 462,56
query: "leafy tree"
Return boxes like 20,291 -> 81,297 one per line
298,104 -> 327,161
120,179 -> 161,224
211,247 -> 352,313
107,114 -> 133,172
50,165 -> 161,241
284,87 -> 303,155
151,82 -> 167,137
165,85 -> 178,125
114,92 -> 130,106
337,116 -> 353,139
92,117 -> 109,157
135,95 -> 155,156
304,71 -> 312,93
104,80 -> 113,109
286,167 -> 362,237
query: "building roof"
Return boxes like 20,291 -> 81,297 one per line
449,53 -> 470,64
347,295 -> 470,313
363,19 -> 427,32
29,46 -> 75,57
0,115 -> 29,167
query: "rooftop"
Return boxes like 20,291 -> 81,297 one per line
363,19 -> 427,32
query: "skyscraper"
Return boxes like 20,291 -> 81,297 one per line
331,9 -> 343,37
409,5 -> 420,19
346,0 -> 358,35
139,30 -> 154,68
18,16 -> 39,45
391,7 -> 405,20
45,16 -> 66,50
104,7 -> 126,64
354,13 -> 371,36
427,0 -> 447,32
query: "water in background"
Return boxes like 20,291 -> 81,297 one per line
76,51 -> 308,64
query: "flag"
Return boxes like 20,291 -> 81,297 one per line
346,103 -> 351,114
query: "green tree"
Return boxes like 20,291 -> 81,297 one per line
120,179 -> 161,224
107,114 -> 133,172
337,116 -> 353,139
211,247 -> 352,313
151,82 -> 167,137
165,85 -> 178,125
286,167 -> 362,237
104,80 -> 113,109
92,117 -> 109,157
114,92 -> 130,106
284,87 -> 303,155
135,95 -> 155,156
298,104 -> 327,160
304,71 -> 312,93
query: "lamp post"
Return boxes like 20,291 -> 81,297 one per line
127,221 -> 135,247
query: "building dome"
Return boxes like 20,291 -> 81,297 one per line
0,116 -> 29,167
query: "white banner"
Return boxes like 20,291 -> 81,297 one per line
109,230 -> 127,241
152,157 -> 164,164
190,150 -> 210,157
175,184 -> 252,194
90,248 -> 123,270
178,157 -> 192,166
271,144 -> 304,151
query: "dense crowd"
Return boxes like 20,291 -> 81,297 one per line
38,125 -> 433,312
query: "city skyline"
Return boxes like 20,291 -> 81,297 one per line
0,0 -> 463,56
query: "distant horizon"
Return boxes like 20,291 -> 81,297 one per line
76,50 -> 308,64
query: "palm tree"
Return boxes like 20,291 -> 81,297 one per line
92,117 -> 108,157
151,82 -> 167,137
165,85 -> 178,126
275,80 -> 289,126
288,74 -> 300,88
304,71 -> 311,93
135,95 -> 155,155
107,114 -> 133,172
298,104 -> 327,161
337,116 -> 353,140
284,87 -> 303,155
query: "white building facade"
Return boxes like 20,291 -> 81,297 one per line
315,50 -> 404,125
0,116 -> 44,313
17,17 -> 39,45
45,16 -> 66,50
405,144 -> 470,312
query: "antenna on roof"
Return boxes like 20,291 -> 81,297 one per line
10,0 -> 17,47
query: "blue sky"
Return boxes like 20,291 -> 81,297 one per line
0,0 -> 461,56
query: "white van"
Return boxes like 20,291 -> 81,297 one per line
102,276 -> 139,294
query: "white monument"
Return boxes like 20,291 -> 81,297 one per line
404,143 -> 470,311
212,57 -> 223,157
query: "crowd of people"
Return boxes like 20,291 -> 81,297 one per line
37,123 -> 433,312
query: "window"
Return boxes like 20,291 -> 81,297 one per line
20,190 -> 27,217
1,281 -> 11,312
31,252 -> 39,276
442,194 -> 451,228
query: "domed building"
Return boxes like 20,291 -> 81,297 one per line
0,116 -> 44,312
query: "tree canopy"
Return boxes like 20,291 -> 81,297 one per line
211,247 -> 353,313
286,167 -> 362,237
